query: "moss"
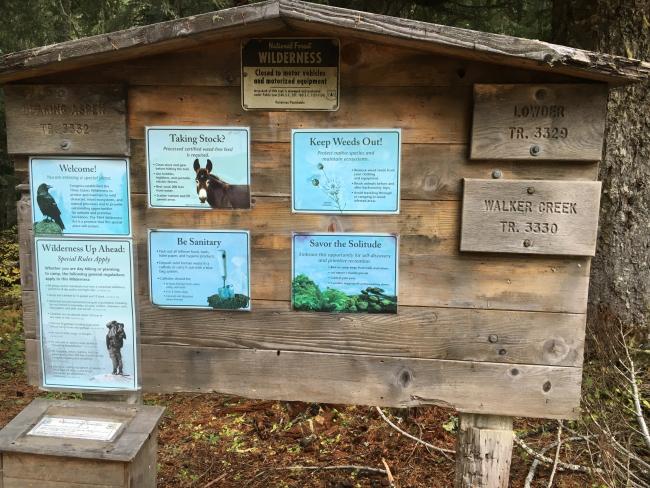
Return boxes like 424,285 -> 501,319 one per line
34,220 -> 63,235
207,293 -> 250,310
291,275 -> 397,313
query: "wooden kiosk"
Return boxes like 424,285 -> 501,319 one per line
1,1 -> 648,486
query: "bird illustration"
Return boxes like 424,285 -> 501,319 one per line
36,183 -> 65,230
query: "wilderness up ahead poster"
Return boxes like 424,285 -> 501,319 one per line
35,237 -> 138,390
292,233 -> 398,313
149,229 -> 251,310
30,157 -> 131,237
146,126 -> 251,209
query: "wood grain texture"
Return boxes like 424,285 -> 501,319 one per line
141,344 -> 581,419
4,85 -> 128,155
2,454 -> 125,486
23,340 -> 581,418
0,399 -> 164,463
114,139 -> 599,200
279,0 -> 650,85
0,1 -> 647,84
12,139 -> 601,202
17,193 -> 592,313
20,291 -> 586,367
128,432 -> 157,488
455,414 -> 513,488
0,2 -> 284,83
461,179 -> 602,256
128,85 -> 471,144
471,84 -> 608,161
27,37 -> 579,88
2,479 -> 121,488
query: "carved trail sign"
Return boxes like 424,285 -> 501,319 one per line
4,84 -> 127,155
461,178 -> 602,256
470,84 -> 608,161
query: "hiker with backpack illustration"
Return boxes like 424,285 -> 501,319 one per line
106,320 -> 126,375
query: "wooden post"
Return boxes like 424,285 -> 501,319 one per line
82,391 -> 143,404
455,413 -> 514,488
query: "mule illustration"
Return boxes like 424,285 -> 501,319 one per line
193,158 -> 250,209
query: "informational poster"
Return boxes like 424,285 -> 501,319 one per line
146,126 -> 251,209
292,233 -> 398,313
30,157 -> 131,237
241,38 -> 339,111
149,229 -> 251,311
35,237 -> 138,390
28,416 -> 123,441
292,129 -> 401,214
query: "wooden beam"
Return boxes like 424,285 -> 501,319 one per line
0,1 -> 647,85
22,291 -> 586,367
24,340 -> 581,418
0,1 -> 284,83
455,414 -> 514,488
279,0 -> 650,85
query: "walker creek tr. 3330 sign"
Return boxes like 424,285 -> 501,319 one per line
461,179 -> 602,256
242,38 -> 339,111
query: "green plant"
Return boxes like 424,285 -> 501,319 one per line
0,227 -> 20,304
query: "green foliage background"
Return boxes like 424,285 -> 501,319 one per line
292,274 -> 397,313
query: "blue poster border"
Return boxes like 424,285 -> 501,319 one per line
148,229 -> 252,311
145,126 -> 251,209
34,237 -> 139,391
291,129 -> 401,214
29,156 -> 132,238
291,232 -> 399,312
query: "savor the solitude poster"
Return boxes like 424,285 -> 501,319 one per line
149,230 -> 251,311
35,238 -> 138,390
30,157 -> 131,237
292,233 -> 398,313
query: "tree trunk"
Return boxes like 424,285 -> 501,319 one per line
552,1 -> 650,341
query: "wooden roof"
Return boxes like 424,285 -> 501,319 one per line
0,0 -> 648,85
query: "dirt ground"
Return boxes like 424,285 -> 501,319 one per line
0,304 -> 592,488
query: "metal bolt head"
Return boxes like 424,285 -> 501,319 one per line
491,169 -> 502,179
530,145 -> 541,156
523,239 -> 532,248
527,186 -> 535,195
488,334 -> 498,343
60,140 -> 71,150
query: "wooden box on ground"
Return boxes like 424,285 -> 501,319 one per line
0,398 -> 165,488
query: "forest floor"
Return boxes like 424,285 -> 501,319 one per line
0,302 -> 594,488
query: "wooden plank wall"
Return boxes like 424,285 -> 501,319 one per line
12,29 -> 600,419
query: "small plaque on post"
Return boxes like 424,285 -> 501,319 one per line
470,84 -> 607,161
28,416 -> 123,442
242,38 -> 339,111
461,178 -> 602,256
